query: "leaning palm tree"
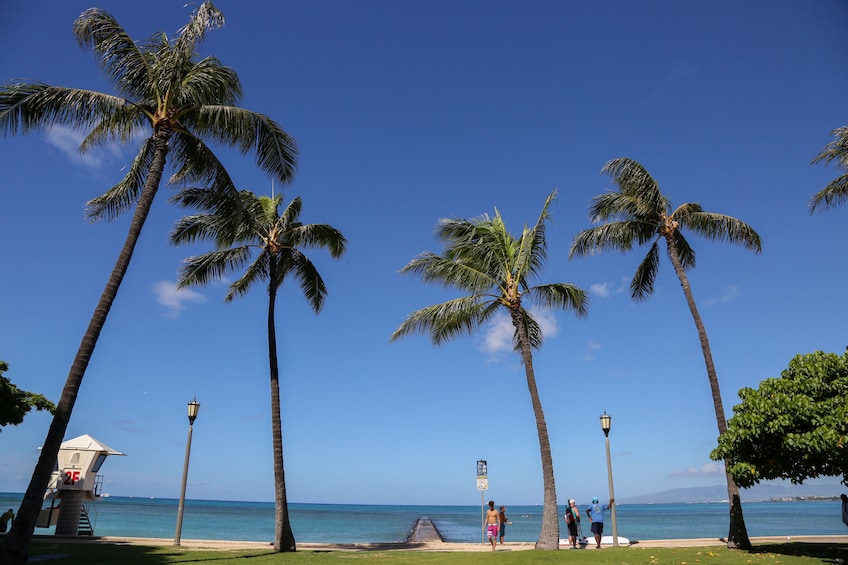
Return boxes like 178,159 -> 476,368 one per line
391,191 -> 588,550
171,188 -> 346,551
569,158 -> 761,550
810,126 -> 848,213
0,4 -> 296,562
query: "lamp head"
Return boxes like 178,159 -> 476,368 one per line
600,411 -> 611,436
187,398 -> 200,425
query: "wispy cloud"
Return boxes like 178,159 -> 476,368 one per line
583,340 -> 602,361
668,462 -> 724,479
43,125 -> 123,171
152,280 -> 206,319
590,282 -> 611,298
703,285 -> 738,307
589,277 -> 630,298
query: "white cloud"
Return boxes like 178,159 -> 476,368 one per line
703,285 -> 739,307
589,277 -> 630,298
589,282 -> 611,298
480,314 -> 514,356
152,280 -> 206,319
43,125 -> 122,170
668,462 -> 724,478
479,308 -> 559,360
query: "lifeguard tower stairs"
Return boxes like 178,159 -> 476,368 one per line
37,434 -> 125,536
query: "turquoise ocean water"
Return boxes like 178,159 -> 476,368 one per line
1,493 -> 845,543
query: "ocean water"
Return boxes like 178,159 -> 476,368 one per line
1,493 -> 846,543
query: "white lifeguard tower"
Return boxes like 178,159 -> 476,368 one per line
38,434 -> 125,536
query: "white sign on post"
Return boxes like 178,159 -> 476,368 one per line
476,478 -> 488,491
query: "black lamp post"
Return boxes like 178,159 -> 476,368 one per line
174,398 -> 200,546
600,411 -> 619,547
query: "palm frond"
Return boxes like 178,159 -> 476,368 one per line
524,283 -> 589,318
281,251 -> 328,313
679,211 -> 762,253
79,103 -> 149,151
809,174 -> 848,213
174,57 -> 241,110
810,126 -> 848,213
85,138 -> 155,221
177,246 -> 252,289
514,190 -> 555,282
569,221 -> 653,258
671,230 -> 696,269
631,242 -> 660,301
390,296 -> 491,345
601,158 -> 666,211
400,252 -> 496,294
168,134 -> 239,197
811,126 -> 848,168
226,251 -> 270,300
192,105 -> 298,184
73,8 -> 151,99
514,309 -> 543,351
0,83 -> 129,135
175,2 -> 225,56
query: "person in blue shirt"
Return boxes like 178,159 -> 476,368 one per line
586,496 -> 613,549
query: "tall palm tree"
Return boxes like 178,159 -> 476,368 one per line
810,126 -> 848,213
391,191 -> 588,550
569,158 -> 761,550
0,4 -> 296,562
171,188 -> 346,551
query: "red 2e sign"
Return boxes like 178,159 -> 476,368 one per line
63,470 -> 81,485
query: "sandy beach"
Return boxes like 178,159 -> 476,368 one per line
32,534 -> 848,552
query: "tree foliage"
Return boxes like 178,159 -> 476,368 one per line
569,158 -> 760,550
0,361 -> 55,431
172,188 -> 346,552
712,349 -> 848,488
392,190 -> 587,550
810,126 -> 848,213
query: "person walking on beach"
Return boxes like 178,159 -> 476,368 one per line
841,494 -> 848,527
0,508 -> 14,533
564,499 -> 581,548
586,496 -> 613,549
498,506 -> 510,544
485,500 -> 499,551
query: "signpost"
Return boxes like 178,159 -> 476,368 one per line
476,460 -> 488,544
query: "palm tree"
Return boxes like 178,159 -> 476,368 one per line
391,191 -> 588,550
810,126 -> 848,212
569,158 -> 761,550
171,188 -> 346,551
0,4 -> 296,562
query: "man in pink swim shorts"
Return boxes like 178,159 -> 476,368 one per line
485,500 -> 499,551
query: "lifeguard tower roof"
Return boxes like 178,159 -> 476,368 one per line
59,434 -> 125,456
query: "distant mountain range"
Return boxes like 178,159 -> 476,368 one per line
619,482 -> 845,504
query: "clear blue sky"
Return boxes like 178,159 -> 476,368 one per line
1,0 -> 846,506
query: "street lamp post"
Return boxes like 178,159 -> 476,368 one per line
174,398 -> 200,546
600,411 -> 619,547
476,460 -> 488,544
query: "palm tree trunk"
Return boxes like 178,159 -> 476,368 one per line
267,262 -> 296,552
510,309 -> 559,550
666,242 -> 751,550
0,134 -> 170,565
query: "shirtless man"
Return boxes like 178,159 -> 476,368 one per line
485,500 -> 499,551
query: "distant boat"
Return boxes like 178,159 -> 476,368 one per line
100,493 -> 111,498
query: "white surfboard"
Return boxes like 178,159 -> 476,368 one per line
559,535 -> 630,547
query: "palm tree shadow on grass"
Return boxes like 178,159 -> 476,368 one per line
749,542 -> 847,562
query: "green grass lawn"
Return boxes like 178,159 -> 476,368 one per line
26,541 -> 848,564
